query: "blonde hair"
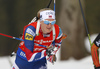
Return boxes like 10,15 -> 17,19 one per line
37,8 -> 53,19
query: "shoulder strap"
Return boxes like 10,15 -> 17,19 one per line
36,20 -> 40,36
53,26 -> 55,41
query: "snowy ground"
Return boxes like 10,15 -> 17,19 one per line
0,55 -> 94,69
0,33 -> 99,69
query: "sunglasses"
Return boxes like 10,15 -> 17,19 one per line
43,20 -> 56,25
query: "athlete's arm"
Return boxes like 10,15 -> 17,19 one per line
47,27 -> 63,63
24,25 -> 46,62
55,27 -> 62,47
53,27 -> 63,54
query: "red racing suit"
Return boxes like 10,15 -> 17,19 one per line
14,22 -> 62,69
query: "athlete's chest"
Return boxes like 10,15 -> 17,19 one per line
33,31 -> 54,53
34,31 -> 53,45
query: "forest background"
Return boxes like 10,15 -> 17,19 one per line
0,0 -> 100,60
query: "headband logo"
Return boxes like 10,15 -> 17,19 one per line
49,15 -> 52,18
46,11 -> 54,15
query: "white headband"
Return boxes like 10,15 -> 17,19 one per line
40,10 -> 55,20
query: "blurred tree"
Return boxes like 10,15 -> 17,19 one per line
0,0 -> 100,61
58,0 -> 89,60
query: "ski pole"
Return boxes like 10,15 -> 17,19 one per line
0,33 -> 24,41
0,33 -> 47,48
54,0 -> 56,11
47,0 -> 53,8
79,0 -> 92,46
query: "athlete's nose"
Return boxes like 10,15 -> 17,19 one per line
47,23 -> 52,28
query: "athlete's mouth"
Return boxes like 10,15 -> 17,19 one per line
47,27 -> 51,29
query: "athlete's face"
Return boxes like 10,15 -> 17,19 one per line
40,19 -> 55,34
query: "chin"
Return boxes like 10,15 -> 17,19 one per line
44,28 -> 52,34
46,30 -> 52,33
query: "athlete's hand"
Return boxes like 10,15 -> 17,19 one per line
47,54 -> 56,64
46,46 -> 54,57
46,46 -> 52,49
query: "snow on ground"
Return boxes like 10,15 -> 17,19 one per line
0,33 -> 99,69
48,56 -> 94,69
0,55 -> 94,69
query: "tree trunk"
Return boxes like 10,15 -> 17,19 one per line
58,0 -> 89,60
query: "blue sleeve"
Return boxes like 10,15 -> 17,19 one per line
56,27 -> 63,40
24,25 -> 36,52
58,27 -> 62,37
54,27 -> 62,47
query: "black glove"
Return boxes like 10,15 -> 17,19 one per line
46,46 -> 55,57
95,67 -> 100,69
